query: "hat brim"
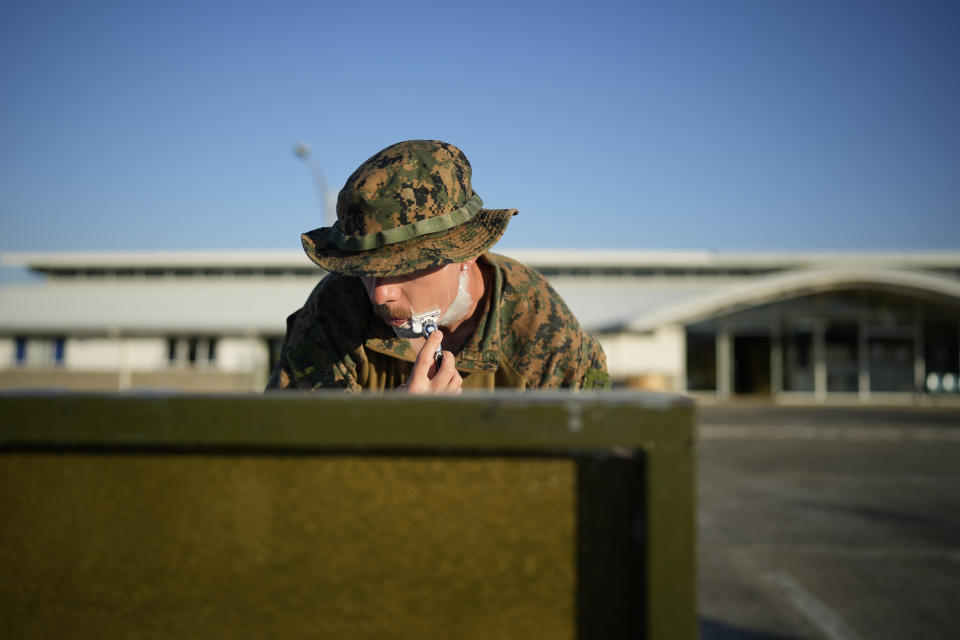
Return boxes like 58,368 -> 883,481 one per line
301,208 -> 517,277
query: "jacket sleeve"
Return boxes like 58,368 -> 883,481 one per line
572,331 -> 611,390
264,279 -> 363,392
497,256 -> 611,391
265,309 -> 305,390
537,321 -> 610,390
265,349 -> 296,389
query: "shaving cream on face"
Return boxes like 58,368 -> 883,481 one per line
439,269 -> 472,327
387,265 -> 472,339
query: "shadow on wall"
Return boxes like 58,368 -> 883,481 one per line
700,617 -> 805,640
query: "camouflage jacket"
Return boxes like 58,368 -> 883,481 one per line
266,253 -> 609,392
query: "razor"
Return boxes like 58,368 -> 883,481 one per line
411,309 -> 443,370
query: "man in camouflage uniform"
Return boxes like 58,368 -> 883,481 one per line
267,140 -> 609,393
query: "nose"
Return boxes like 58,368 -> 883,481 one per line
368,277 -> 401,306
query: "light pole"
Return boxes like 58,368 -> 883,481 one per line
294,141 -> 337,227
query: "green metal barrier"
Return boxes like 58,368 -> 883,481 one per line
0,392 -> 696,639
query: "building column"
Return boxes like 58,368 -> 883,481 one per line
677,326 -> 688,395
118,339 -> 132,391
858,304 -> 870,402
814,317 -> 827,402
108,327 -> 132,391
770,318 -> 783,398
914,304 -> 925,394
717,327 -> 732,400
196,338 -> 210,369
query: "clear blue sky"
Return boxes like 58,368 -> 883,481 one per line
1,0 -> 958,254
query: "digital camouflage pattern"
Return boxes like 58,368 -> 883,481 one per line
302,140 -> 517,278
337,140 -> 473,236
266,253 -> 610,392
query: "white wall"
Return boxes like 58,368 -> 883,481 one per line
598,324 -> 686,390
65,338 -> 167,371
216,337 -> 269,374
0,339 -> 13,368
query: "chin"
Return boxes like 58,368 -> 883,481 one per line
391,325 -> 421,339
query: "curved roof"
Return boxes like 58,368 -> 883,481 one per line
624,267 -> 960,332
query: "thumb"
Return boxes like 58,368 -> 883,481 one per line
425,327 -> 443,349
412,329 -> 444,377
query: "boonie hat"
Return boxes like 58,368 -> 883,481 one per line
301,140 -> 517,277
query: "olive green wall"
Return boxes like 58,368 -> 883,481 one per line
0,392 -> 695,639
1,454 -> 576,639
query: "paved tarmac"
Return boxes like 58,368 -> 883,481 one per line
696,405 -> 960,640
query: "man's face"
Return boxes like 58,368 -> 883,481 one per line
360,262 -> 465,334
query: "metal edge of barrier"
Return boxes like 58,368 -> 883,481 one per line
0,390 -> 697,640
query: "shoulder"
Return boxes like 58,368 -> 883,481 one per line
286,273 -> 369,346
270,273 -> 371,391
489,253 -> 605,388
306,272 -> 366,307
492,253 -> 551,291
490,253 -> 560,310
490,252 -> 572,331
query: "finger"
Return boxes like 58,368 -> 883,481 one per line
435,352 -> 461,392
411,330 -> 444,381
431,350 -> 456,383
425,327 -> 444,350
425,350 -> 456,390
438,349 -> 456,370
445,371 -> 463,393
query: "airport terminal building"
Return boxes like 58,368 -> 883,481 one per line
1,249 -> 959,402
